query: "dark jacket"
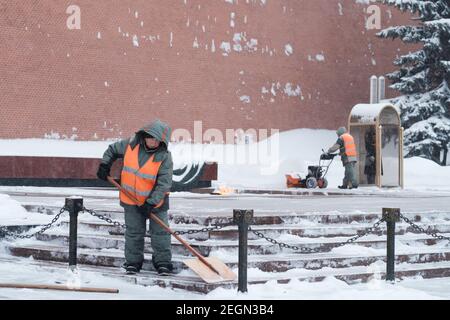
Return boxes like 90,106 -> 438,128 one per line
101,120 -> 173,209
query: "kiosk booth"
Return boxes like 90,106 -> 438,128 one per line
348,103 -> 404,188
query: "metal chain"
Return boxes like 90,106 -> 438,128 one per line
332,217 -> 385,247
399,213 -> 450,241
81,207 -> 235,236
250,227 -> 320,253
0,206 -> 67,239
82,207 -> 126,229
250,217 -> 386,254
174,219 -> 235,235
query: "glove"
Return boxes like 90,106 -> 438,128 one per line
96,163 -> 111,181
139,202 -> 156,216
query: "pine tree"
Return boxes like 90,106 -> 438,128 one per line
376,0 -> 450,165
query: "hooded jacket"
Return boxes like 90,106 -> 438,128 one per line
101,119 -> 173,209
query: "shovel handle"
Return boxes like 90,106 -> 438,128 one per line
0,283 -> 119,294
107,176 -> 139,203
106,176 -> 221,276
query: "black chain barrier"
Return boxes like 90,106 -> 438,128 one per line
82,207 -> 126,229
399,213 -> 450,241
6,204 -> 447,254
250,217 -> 387,254
173,219 -> 235,236
0,206 -> 67,240
81,207 -> 235,236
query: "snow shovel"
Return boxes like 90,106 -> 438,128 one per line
107,177 -> 236,283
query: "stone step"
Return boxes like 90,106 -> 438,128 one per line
24,204 -> 450,226
73,209 -> 450,225
209,223 -> 450,240
55,219 -> 450,241
35,230 -> 450,256
2,255 -> 450,294
7,242 -> 450,273
128,210 -> 450,226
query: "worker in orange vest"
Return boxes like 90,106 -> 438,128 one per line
96,119 -> 173,275
326,127 -> 358,189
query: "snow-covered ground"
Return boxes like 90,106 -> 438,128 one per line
1,129 -> 450,300
0,255 -> 449,300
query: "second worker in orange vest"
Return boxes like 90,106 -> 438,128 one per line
327,127 -> 359,189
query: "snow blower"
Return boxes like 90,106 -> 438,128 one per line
286,150 -> 337,189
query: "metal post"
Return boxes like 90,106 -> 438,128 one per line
383,208 -> 400,282
233,209 -> 254,293
65,197 -> 83,269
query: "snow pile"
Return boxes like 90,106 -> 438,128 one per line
0,194 -> 48,226
214,129 -> 341,188
404,157 -> 450,190
207,276 -> 444,300
206,129 -> 450,190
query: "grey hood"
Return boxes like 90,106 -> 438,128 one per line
336,127 -> 347,136
136,119 -> 172,149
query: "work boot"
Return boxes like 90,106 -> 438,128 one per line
156,263 -> 173,276
122,262 -> 142,275
157,266 -> 172,276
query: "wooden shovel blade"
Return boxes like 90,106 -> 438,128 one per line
183,257 -> 236,283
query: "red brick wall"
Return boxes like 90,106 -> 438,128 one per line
0,0 -> 413,141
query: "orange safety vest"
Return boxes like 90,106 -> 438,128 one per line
341,133 -> 357,157
120,144 -> 165,207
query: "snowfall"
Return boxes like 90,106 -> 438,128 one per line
1,129 -> 450,300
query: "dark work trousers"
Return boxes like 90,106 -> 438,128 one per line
343,161 -> 358,188
124,205 -> 172,269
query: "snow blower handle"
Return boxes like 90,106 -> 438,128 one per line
320,149 -> 337,161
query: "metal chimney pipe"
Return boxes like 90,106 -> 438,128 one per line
370,75 -> 378,104
378,76 -> 385,102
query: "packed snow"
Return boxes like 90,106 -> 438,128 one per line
0,254 -> 449,300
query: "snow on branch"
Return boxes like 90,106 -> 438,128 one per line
377,25 -> 424,43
